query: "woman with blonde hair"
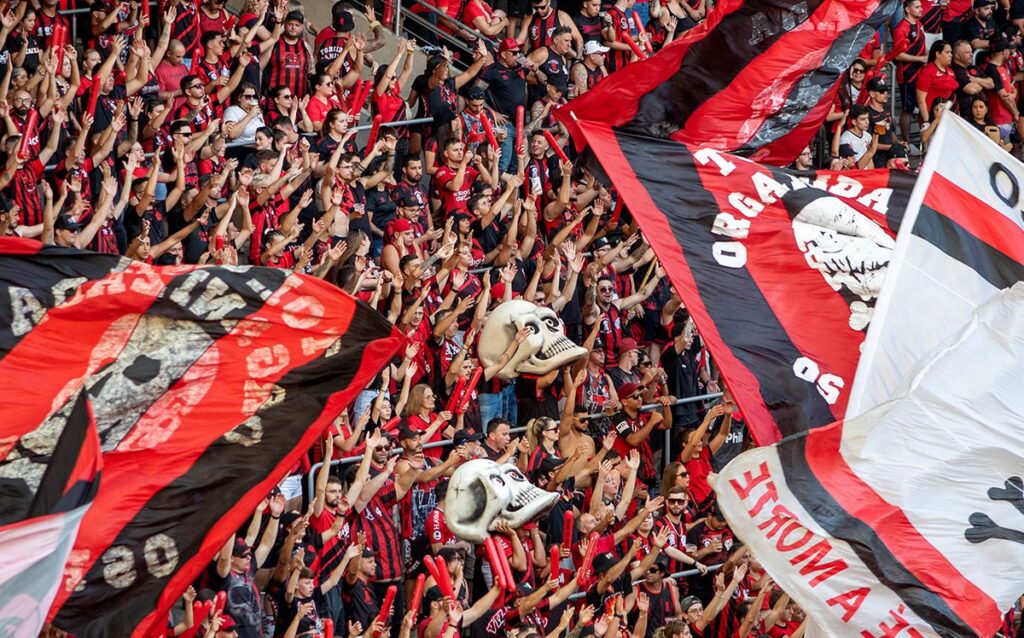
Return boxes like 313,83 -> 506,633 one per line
525,416 -> 560,473
403,383 -> 453,459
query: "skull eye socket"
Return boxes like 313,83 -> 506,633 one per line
507,470 -> 526,482
524,319 -> 540,334
489,473 -> 506,486
542,317 -> 560,331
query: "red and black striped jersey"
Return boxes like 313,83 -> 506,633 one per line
358,465 -> 402,580
8,160 -> 44,227
266,38 -> 311,98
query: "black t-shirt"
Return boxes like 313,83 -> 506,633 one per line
427,78 -> 460,126
366,185 -> 398,233
480,63 -> 528,117
660,342 -> 701,427
341,579 -> 378,630
169,203 -> 218,264
963,16 -> 996,44
952,62 -> 980,115
866,104 -> 896,166
710,417 -> 747,472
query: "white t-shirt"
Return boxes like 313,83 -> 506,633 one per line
222,105 -> 265,144
839,128 -> 870,161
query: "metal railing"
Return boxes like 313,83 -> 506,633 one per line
567,562 -> 724,601
306,425 -> 528,498
306,391 -> 724,498
401,0 -> 497,60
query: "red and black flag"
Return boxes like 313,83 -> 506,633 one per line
0,239 -> 404,637
0,302 -> 101,638
557,0 -> 901,164
572,124 -> 914,443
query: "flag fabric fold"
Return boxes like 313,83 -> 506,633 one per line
0,239 -> 404,638
575,122 -> 913,443
0,305 -> 101,638
848,113 -> 1024,417
556,0 -> 901,163
715,282 -> 1024,638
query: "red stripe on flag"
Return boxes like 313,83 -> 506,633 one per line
46,275 -> 395,627
0,262 -> 168,441
677,0 -> 884,153
922,173 -> 1024,264
132,313 -> 404,637
803,424 -> 1001,636
575,119 -> 781,443
0,237 -> 45,255
557,0 -> 743,146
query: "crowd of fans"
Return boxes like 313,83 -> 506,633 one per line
825,0 -> 1024,168
13,0 -> 1024,636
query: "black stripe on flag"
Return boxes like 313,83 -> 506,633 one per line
0,248 -> 126,357
611,128 -> 837,435
777,435 -> 975,638
27,393 -> 100,519
55,301 -> 396,637
914,205 -> 1024,289
626,0 -> 900,146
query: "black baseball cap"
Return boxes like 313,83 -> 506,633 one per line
54,214 -> 82,232
285,9 -> 305,23
453,430 -> 483,445
866,77 -> 889,92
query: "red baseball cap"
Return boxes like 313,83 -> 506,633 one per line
498,38 -> 520,53
391,218 -> 413,233
619,338 -> 639,354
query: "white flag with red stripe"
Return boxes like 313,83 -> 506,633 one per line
715,114 -> 1024,637
715,282 -> 1024,638
847,112 -> 1024,417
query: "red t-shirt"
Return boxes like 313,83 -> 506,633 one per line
916,63 -> 959,113
306,93 -> 344,126
432,164 -> 479,215
684,447 -> 713,505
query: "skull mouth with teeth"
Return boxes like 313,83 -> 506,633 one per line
478,300 -> 588,380
445,459 -> 560,543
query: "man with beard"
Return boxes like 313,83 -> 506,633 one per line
585,271 -> 663,368
356,431 -> 405,637
394,427 -> 466,587
0,105 -> 65,228
311,429 -> 383,625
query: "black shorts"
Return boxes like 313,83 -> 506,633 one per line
900,80 -> 918,113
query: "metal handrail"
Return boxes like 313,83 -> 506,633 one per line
567,562 -> 725,601
404,0 -> 498,48
587,392 -> 722,420
399,9 -> 476,61
305,425 -> 528,497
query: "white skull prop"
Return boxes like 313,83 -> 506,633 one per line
445,459 -> 559,543
791,196 -> 895,331
478,300 -> 588,380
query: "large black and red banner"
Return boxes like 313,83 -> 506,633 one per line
0,239 -> 404,637
557,0 -> 901,163
573,124 -> 914,443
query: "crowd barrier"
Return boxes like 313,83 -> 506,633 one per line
304,392 -> 723,499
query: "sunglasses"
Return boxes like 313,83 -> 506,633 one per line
189,84 -> 204,90
627,393 -> 643,400
668,499 -> 686,504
